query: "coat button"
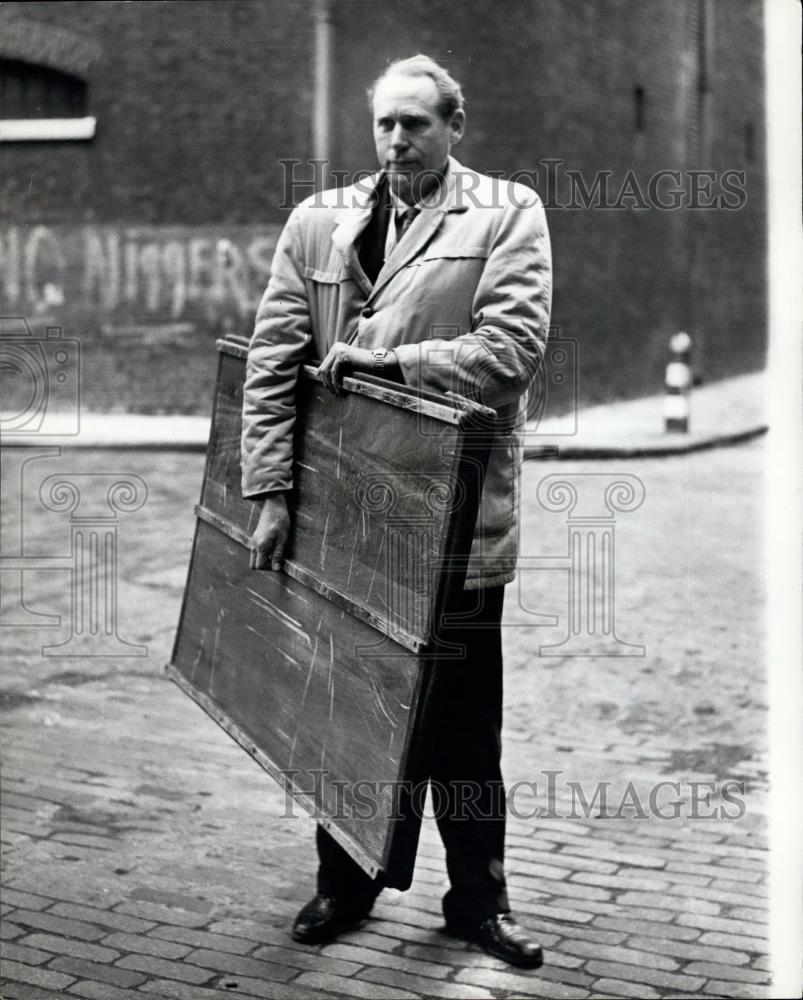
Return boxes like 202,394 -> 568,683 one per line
362,305 -> 375,318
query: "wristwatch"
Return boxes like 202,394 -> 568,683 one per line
372,348 -> 389,372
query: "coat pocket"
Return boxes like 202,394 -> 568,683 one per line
303,267 -> 360,350
419,245 -> 490,262
303,266 -> 344,283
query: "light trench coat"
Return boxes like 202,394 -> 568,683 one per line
241,157 -> 552,589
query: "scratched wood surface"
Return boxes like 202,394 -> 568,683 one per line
169,338 -> 492,885
172,519 -> 422,869
201,349 -> 470,645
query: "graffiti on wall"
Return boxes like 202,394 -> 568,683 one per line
0,225 -> 282,329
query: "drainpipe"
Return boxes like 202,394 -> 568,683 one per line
312,0 -> 333,187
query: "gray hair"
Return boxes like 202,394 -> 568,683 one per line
368,54 -> 465,120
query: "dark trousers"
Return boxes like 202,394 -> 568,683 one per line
317,585 -> 510,923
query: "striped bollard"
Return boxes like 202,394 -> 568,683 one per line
664,332 -> 692,433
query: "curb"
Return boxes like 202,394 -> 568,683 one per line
3,422 -> 769,458
523,423 -> 769,460
1,438 -> 212,452
0,417 -> 212,453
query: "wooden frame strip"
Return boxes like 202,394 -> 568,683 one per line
195,503 -> 426,654
216,337 -> 494,427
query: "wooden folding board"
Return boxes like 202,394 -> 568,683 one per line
168,337 -> 493,888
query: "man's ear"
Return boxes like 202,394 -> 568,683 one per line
449,109 -> 466,147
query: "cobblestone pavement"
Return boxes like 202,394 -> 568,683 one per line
1,439 -> 772,999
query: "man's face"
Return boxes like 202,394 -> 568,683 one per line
372,73 -> 465,204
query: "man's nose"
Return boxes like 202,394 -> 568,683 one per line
390,124 -> 409,149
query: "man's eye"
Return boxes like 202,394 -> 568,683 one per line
377,120 -> 393,132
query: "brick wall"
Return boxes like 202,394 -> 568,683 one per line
330,0 -> 767,403
1,0 -> 313,224
1,0 -> 766,415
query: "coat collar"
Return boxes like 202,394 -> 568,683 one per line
331,156 -> 470,296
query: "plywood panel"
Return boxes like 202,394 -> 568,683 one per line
172,519 -> 422,872
202,352 -> 467,645
169,338 -> 493,886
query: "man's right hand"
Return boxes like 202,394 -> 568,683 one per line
250,493 -> 291,571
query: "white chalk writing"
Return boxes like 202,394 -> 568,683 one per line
0,225 -> 278,322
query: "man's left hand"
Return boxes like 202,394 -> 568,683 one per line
317,343 -> 376,394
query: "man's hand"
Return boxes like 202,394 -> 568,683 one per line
250,494 -> 290,571
317,343 -> 376,394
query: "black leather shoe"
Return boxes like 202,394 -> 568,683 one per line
455,913 -> 544,968
291,893 -> 370,944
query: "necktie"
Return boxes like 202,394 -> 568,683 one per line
385,206 -> 420,262
396,206 -> 419,242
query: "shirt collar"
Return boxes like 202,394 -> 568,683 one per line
387,160 -> 450,217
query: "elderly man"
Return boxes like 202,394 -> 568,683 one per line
241,54 -> 551,967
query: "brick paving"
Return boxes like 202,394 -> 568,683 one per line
1,440 -> 775,998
